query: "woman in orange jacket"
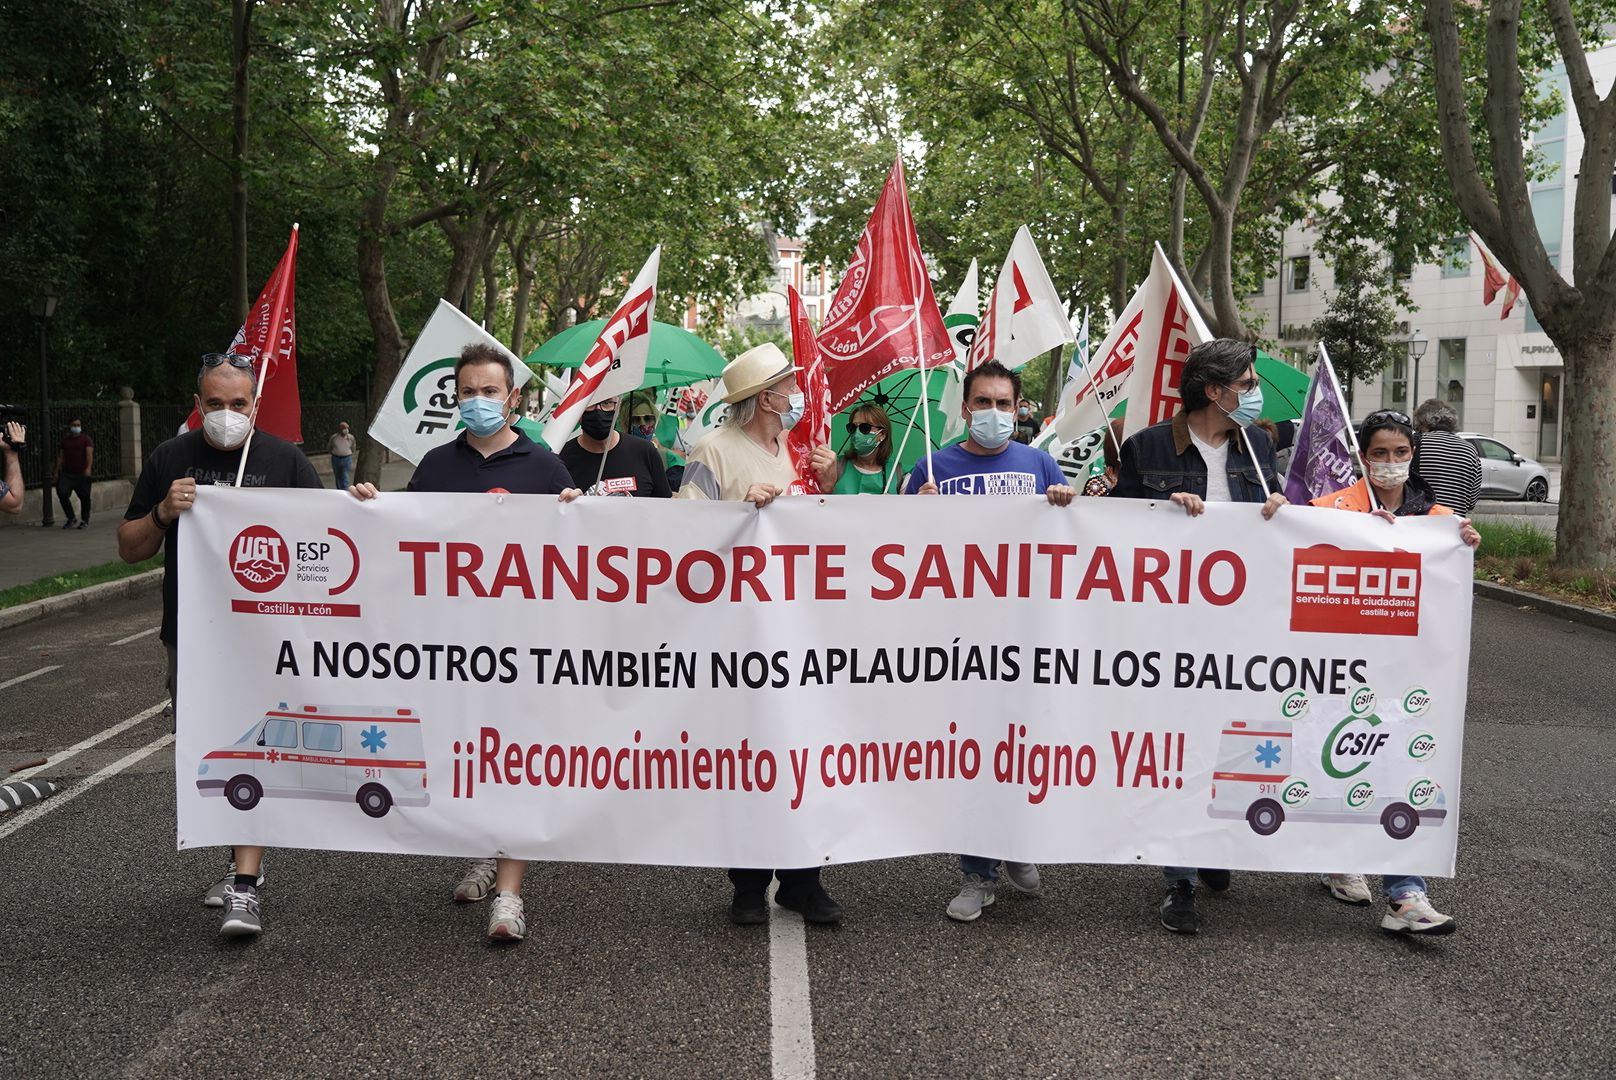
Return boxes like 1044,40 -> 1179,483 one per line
1312,409 -> 1479,934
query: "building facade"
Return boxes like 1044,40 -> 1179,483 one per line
1245,45 -> 1614,463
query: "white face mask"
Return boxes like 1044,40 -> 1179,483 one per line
203,408 -> 252,450
1368,460 -> 1411,488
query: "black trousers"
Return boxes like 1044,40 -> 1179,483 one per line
728,866 -> 821,893
55,473 -> 91,520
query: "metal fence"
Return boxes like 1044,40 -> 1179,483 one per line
4,401 -> 124,487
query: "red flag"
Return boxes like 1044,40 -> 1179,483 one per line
817,156 -> 954,413
1471,233 -> 1506,305
187,225 -> 301,441
785,286 -> 828,494
1500,275 -> 1521,318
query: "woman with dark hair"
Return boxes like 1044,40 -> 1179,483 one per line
812,404 -> 895,494
1310,409 -> 1478,935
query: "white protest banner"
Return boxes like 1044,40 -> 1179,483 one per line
369,300 -> 532,465
178,491 -> 1471,876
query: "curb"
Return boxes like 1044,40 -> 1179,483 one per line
1473,578 -> 1616,634
0,569 -> 163,634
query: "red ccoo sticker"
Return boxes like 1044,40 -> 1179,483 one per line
1290,547 -> 1421,636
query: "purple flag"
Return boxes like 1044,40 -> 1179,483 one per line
1283,350 -> 1358,504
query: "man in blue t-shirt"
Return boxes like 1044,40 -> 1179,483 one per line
904,359 -> 1073,923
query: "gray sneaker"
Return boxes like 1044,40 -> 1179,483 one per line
946,874 -> 996,922
219,884 -> 262,937
204,862 -> 264,908
453,858 -> 498,903
1003,861 -> 1042,896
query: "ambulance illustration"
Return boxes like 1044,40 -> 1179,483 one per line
196,704 -> 430,818
1207,716 -> 1447,839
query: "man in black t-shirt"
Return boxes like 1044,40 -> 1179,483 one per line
557,395 -> 672,497
119,353 -> 322,940
350,342 -> 579,945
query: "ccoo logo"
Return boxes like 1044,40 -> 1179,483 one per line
231,525 -> 289,593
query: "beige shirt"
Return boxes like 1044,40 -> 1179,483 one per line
329,432 -> 356,456
676,422 -> 803,501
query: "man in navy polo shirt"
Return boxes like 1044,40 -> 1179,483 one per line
351,342 -> 578,944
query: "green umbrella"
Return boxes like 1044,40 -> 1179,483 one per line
525,319 -> 726,391
1256,349 -> 1310,422
831,366 -> 964,485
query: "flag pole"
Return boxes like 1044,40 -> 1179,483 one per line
882,396 -> 923,494
234,223 -> 298,488
901,152 -> 936,486
1073,311 -> 1121,462
1317,342 -> 1379,512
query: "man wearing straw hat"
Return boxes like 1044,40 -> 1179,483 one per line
677,342 -> 841,925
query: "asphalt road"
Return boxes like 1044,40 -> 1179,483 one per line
0,592 -> 1611,1078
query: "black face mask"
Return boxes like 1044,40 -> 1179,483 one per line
580,410 -> 617,440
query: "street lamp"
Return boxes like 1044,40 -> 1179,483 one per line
31,291 -> 59,526
1407,328 -> 1428,413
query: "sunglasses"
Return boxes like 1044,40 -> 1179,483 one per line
630,414 -> 657,424
200,353 -> 255,372
1365,409 -> 1412,426
847,422 -> 882,435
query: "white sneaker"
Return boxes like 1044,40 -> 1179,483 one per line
203,861 -> 264,908
1003,861 -> 1042,896
454,858 -> 498,903
1380,890 -> 1457,935
946,874 -> 996,922
487,891 -> 526,942
1322,873 -> 1372,906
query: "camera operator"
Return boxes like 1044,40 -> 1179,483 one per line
1,420 -> 25,514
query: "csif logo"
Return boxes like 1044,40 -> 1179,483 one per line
1321,712 -> 1390,779
1344,780 -> 1375,811
1407,777 -> 1439,809
1407,731 -> 1438,762
231,525 -> 289,593
1281,777 -> 1312,808
1290,546 -> 1422,636
1280,690 -> 1311,721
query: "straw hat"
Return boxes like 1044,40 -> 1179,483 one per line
720,342 -> 800,404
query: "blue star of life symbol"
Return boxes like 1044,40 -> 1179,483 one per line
1254,740 -> 1282,768
360,725 -> 388,754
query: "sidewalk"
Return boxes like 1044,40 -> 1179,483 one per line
0,455 -> 416,592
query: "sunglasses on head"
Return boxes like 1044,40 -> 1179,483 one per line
847,422 -> 881,435
1365,409 -> 1412,426
201,353 -> 254,372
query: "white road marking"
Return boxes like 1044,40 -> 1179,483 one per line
8,700 -> 169,783
0,732 -> 172,841
768,879 -> 818,1080
111,626 -> 161,646
0,665 -> 62,692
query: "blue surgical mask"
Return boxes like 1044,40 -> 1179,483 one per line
969,407 -> 1015,449
774,391 -> 805,431
69,426 -> 82,435
459,395 -> 509,437
1221,384 -> 1264,427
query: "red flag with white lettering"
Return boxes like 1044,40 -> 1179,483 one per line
186,224 -> 301,441
785,286 -> 828,494
817,156 -> 954,414
542,247 -> 660,449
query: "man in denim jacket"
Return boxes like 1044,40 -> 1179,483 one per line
1111,338 -> 1286,934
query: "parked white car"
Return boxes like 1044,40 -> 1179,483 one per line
1459,432 -> 1551,502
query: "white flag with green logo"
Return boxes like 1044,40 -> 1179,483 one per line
370,300 -> 532,465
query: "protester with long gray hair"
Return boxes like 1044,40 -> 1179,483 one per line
1412,399 -> 1481,515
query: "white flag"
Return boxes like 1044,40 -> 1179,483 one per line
966,226 -> 1073,371
1056,307 -> 1091,419
541,247 -> 660,450
369,300 -> 533,465
943,258 -> 980,365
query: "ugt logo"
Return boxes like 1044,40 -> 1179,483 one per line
231,525 -> 289,593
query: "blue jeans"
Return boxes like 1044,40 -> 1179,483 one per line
959,855 -> 999,882
331,455 -> 353,490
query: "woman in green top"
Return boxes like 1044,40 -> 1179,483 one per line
812,404 -> 895,494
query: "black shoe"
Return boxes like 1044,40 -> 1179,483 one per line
1160,880 -> 1201,934
61,519 -> 77,529
76,520 -> 88,529
729,888 -> 767,926
775,881 -> 843,925
1197,868 -> 1232,893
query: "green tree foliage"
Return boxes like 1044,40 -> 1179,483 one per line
1308,245 -> 1401,411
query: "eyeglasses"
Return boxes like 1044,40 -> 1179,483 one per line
586,401 -> 619,413
1365,409 -> 1412,426
630,414 -> 657,424
1226,377 -> 1260,393
200,353 -> 254,373
847,422 -> 881,435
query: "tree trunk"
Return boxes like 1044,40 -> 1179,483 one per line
481,244 -> 499,332
1041,344 -> 1065,420
1552,317 -> 1616,569
510,268 -> 535,356
1205,207 -> 1245,339
356,165 -> 405,487
229,0 -> 254,325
